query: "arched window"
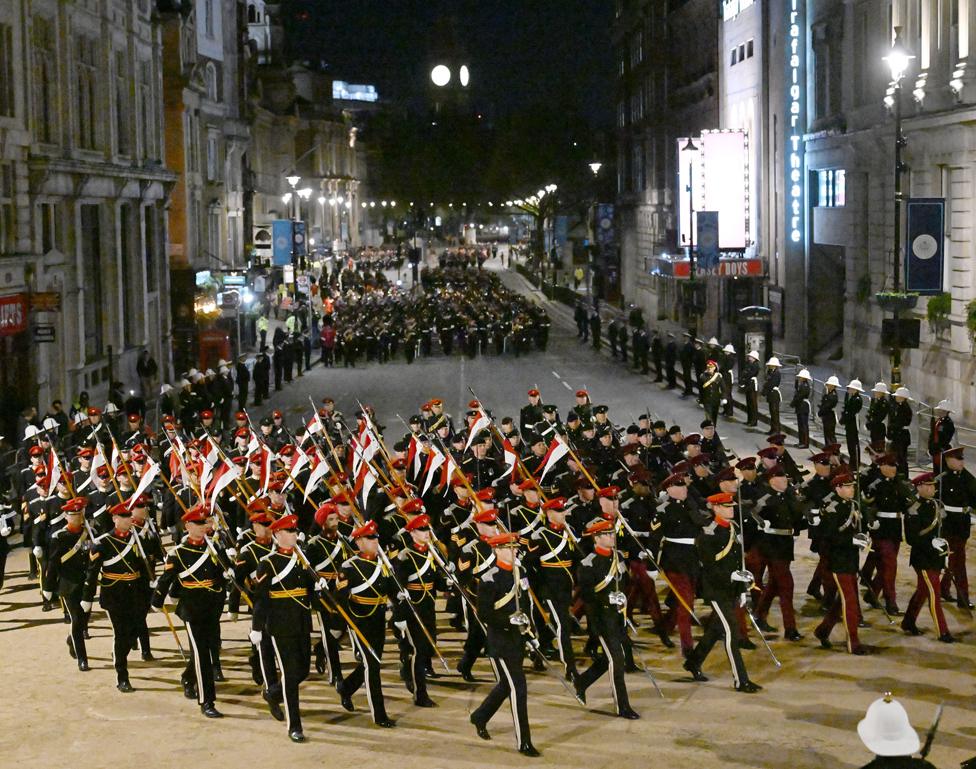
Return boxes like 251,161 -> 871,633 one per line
204,62 -> 218,101
247,4 -> 258,23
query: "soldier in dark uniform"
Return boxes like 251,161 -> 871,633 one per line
664,332 -> 678,389
761,356 -> 782,434
679,334 -> 695,397
938,446 -> 976,609
151,504 -> 228,718
651,329 -> 664,381
720,343 -> 736,419
887,387 -> 914,476
589,310 -> 601,350
819,376 -> 840,446
470,532 -> 539,756
524,497 -> 580,681
617,320 -> 628,363
306,502 -> 351,683
865,382 -> 890,454
250,514 -> 320,742
44,497 -> 92,671
683,492 -> 761,691
574,519 -> 639,719
653,472 -> 710,656
752,464 -> 805,640
800,453 -> 835,603
394,513 -> 446,707
861,453 -> 912,614
814,474 -> 871,654
83,502 -> 153,692
455,507 -> 502,680
741,350 -> 761,426
632,325 -> 649,374
699,359 -> 723,426
233,502 -> 278,691
843,379 -> 865,467
337,520 -> 396,728
235,355 -> 250,409
928,400 -> 954,473
791,369 -> 812,449
253,348 -> 271,405
902,472 -> 954,642
519,389 -> 544,435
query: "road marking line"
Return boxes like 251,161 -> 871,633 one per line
552,370 -> 561,378
563,381 -> 572,390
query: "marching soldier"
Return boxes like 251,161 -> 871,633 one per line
574,519 -> 640,720
250,514 -> 320,742
866,382 -> 890,454
664,332 -> 678,389
306,502 -> 351,684
791,368 -> 812,449
861,454 -> 911,615
842,379 -> 865,467
761,356 -> 782,434
819,376 -> 840,446
151,504 -> 228,718
44,496 -> 92,671
699,360 -> 723,426
887,387 -> 914,476
741,350 -> 761,426
902,473 -> 954,642
683,492 -> 760,692
938,446 -> 976,609
83,501 -> 153,692
456,507 -> 502,680
814,474 -> 870,655
519,389 -> 544,435
470,532 -> 539,756
336,520 -> 396,727
233,502 -> 278,693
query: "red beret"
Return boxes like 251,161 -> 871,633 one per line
314,503 -> 338,527
486,532 -> 519,547
707,492 -> 735,506
267,481 -> 285,493
278,445 -> 296,457
766,433 -> 786,446
598,486 -> 620,499
468,399 -> 480,409
87,407 -> 101,416
231,456 -> 247,466
272,410 -> 283,419
127,413 -> 140,423
831,473 -> 855,488
474,487 -> 495,502
200,410 -> 214,419
95,466 -> 112,479
28,446 -> 45,457
672,460 -> 692,475
450,473 -> 475,488
811,453 -> 832,465
517,478 -> 537,492
943,446 -> 965,460
585,520 -> 614,536
181,504 -> 210,524
683,433 -> 702,446
351,520 -> 379,538
329,492 -> 352,505
429,398 -> 442,406
876,453 -> 897,466
249,510 -> 274,525
405,513 -> 431,531
246,498 -> 268,514
575,389 -> 588,398
912,472 -> 936,486
62,496 -> 88,513
270,514 -> 299,532
659,473 -> 686,492
735,457 -> 757,471
109,502 -> 133,518
77,447 -> 96,458
527,388 -> 540,397
757,447 -> 779,459
542,497 -> 567,511
401,498 -> 425,515
473,508 -> 499,524
235,411 -> 247,421
764,464 -> 787,479
715,467 -> 737,482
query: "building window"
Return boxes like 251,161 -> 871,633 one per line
0,163 -> 14,254
119,203 -> 133,348
75,36 -> 99,150
747,39 -> 754,57
207,206 -> 221,261
204,62 -> 219,101
80,204 -> 105,361
730,49 -> 738,66
144,205 -> 158,292
204,0 -> 215,39
32,17 -> 58,143
0,24 -> 14,117
206,132 -> 220,181
138,61 -> 156,160
738,43 -> 745,61
816,169 -> 846,207
36,202 -> 63,253
115,51 -> 130,156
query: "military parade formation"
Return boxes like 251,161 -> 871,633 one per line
2,340 -> 973,758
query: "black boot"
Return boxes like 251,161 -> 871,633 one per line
518,742 -> 541,758
470,714 -> 491,740
683,657 -> 708,682
201,702 -> 223,718
314,641 -> 325,675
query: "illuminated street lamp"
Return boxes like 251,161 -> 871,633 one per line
589,161 -> 603,176
882,28 -> 915,387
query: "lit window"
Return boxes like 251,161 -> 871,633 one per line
816,169 -> 846,207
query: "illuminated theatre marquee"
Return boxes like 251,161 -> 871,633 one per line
787,0 -> 805,248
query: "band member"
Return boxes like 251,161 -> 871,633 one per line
337,520 -> 396,728
938,447 -> 976,609
44,496 -> 91,671
151,504 -> 228,718
574,520 -> 640,720
470,532 -> 540,757
306,502 -> 351,684
683,493 -> 760,692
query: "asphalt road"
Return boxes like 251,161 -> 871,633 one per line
1,262 -> 974,768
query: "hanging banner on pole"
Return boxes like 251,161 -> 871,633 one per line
272,219 -> 293,266
905,198 -> 944,295
696,211 -> 720,272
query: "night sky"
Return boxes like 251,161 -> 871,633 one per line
291,0 -> 614,127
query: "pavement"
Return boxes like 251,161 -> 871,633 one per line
1,259 -> 975,768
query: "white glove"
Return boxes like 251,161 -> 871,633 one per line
609,591 -> 627,607
0,526 -> 11,537
149,578 -> 158,590
931,537 -> 948,554
519,577 -> 530,591
297,532 -> 307,542
648,570 -> 659,579
225,547 -> 237,559
248,629 -> 263,645
330,629 -> 344,639
396,591 -> 408,601
853,533 -> 870,549
731,569 -> 754,584
223,569 -> 235,581
738,594 -> 747,607
394,620 -> 408,633
868,520 -> 880,530
42,590 -> 52,601
32,546 -> 43,559
510,610 -> 530,627
526,637 -> 540,651
638,551 -> 651,561
315,577 -> 328,592
446,562 -> 456,574
80,601 -> 92,613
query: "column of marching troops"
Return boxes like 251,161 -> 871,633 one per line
2,383 -> 974,755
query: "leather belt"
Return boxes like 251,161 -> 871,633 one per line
350,594 -> 385,605
944,505 -> 968,513
765,528 -> 793,536
663,537 -> 695,545
270,588 -> 308,599
876,511 -> 900,519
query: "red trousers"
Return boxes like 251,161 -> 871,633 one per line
661,571 -> 696,654
944,536 -> 970,602
755,559 -> 796,632
869,538 -> 900,606
807,554 -> 828,596
626,561 -> 663,624
816,572 -> 861,652
744,546 -> 767,594
904,569 -> 949,635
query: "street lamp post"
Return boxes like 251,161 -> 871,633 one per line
683,137 -> 699,339
884,29 -> 914,387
